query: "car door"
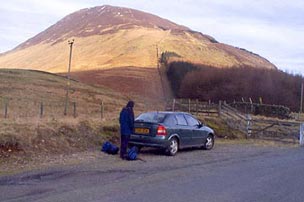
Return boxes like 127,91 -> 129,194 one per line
175,114 -> 193,147
184,114 -> 206,145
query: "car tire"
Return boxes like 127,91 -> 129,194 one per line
166,137 -> 178,156
202,135 -> 214,150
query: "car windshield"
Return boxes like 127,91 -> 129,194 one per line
135,112 -> 166,123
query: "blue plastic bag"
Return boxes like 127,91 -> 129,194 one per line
127,146 -> 138,160
101,141 -> 119,155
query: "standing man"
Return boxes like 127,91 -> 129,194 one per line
119,100 -> 135,159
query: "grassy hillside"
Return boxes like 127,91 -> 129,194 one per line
71,67 -> 160,99
0,69 -> 125,118
0,69 -> 164,160
0,27 -> 276,73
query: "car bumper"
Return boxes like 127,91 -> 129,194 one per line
129,134 -> 169,149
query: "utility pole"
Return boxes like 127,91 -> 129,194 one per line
300,82 -> 303,114
64,39 -> 74,116
156,44 -> 165,98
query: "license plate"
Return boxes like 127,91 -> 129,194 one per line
135,128 -> 150,134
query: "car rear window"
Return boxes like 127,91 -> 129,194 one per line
135,112 -> 166,123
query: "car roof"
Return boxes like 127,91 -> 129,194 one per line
142,111 -> 192,115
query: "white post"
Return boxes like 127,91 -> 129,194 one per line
300,123 -> 304,146
246,114 -> 252,138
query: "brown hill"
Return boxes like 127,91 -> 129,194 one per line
69,67 -> 165,99
13,5 -> 190,51
0,5 -> 276,72
0,5 -> 276,98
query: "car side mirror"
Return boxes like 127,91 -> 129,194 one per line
197,123 -> 203,128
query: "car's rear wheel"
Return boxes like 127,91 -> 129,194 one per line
202,135 -> 214,150
166,137 -> 178,156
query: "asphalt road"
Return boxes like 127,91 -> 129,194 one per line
0,143 -> 304,202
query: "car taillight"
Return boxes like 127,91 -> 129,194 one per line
157,125 -> 167,136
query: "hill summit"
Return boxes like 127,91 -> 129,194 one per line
15,5 -> 190,50
0,5 -> 276,72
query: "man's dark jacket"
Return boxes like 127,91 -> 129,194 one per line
119,107 -> 134,135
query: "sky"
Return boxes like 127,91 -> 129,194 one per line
0,0 -> 303,74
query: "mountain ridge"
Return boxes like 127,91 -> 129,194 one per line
14,5 -> 191,51
0,5 -> 276,73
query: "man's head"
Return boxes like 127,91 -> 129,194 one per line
126,100 -> 134,108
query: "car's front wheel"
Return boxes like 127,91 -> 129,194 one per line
202,135 -> 214,150
166,137 -> 178,156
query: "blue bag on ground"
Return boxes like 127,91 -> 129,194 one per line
127,146 -> 138,160
101,141 -> 119,155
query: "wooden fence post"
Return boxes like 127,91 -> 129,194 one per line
4,101 -> 8,119
40,102 -> 43,118
101,101 -> 104,120
73,102 -> 77,118
196,99 -> 198,115
208,100 -> 211,116
172,99 -> 176,112
188,99 -> 191,113
249,97 -> 254,113
218,100 -> 222,116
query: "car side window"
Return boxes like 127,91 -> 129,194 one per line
175,114 -> 188,125
185,115 -> 199,127
163,115 -> 177,126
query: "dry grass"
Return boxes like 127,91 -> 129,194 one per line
0,69 -> 164,118
71,66 -> 172,99
198,115 -> 246,139
0,27 -> 275,73
0,69 -> 165,160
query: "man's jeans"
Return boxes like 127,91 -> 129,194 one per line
120,135 -> 130,159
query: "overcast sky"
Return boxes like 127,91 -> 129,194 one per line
1,0 -> 303,74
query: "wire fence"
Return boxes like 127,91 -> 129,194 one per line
165,99 -> 302,144
0,97 -> 166,121
165,98 -> 219,116
0,98 -> 120,120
